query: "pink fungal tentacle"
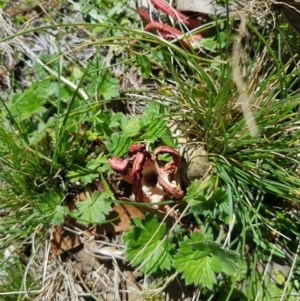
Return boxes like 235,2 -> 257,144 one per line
152,146 -> 184,199
144,21 -> 185,36
153,146 -> 181,167
150,0 -> 202,29
144,21 -> 202,46
136,0 -> 202,47
136,7 -> 152,22
108,144 -> 184,203
108,157 -> 129,173
128,143 -> 146,156
132,149 -> 151,202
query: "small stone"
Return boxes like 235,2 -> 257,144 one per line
179,144 -> 210,184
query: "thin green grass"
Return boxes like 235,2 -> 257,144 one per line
1,1 -> 300,300
127,12 -> 300,300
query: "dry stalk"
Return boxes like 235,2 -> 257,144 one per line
232,14 -> 260,137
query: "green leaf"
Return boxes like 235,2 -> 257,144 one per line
98,71 -> 119,100
0,0 -> 7,9
120,115 -> 140,137
37,189 -> 64,225
73,191 -> 112,224
217,31 -> 227,49
141,118 -> 166,141
67,164 -> 98,185
160,131 -> 177,148
109,112 -> 123,128
139,102 -> 166,127
53,206 -> 68,226
105,132 -> 131,156
274,270 -> 285,286
9,80 -> 56,120
89,8 -> 106,22
123,214 -> 174,275
174,232 -> 240,289
184,180 -> 205,200
70,65 -> 84,80
189,188 -> 228,215
86,130 -> 98,141
94,111 -> 119,138
245,270 -> 297,301
199,37 -> 217,51
137,55 -> 151,79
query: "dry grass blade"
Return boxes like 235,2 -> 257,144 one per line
232,14 -> 260,137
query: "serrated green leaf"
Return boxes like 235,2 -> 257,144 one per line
123,214 -> 174,275
140,102 -> 166,127
67,164 -> 98,185
54,206 -> 68,226
174,232 -> 239,289
190,188 -> 228,215
160,131 -> 177,148
190,241 -> 239,275
94,111 -> 119,139
86,160 -> 101,170
74,191 -> 111,224
174,240 -> 217,288
184,180 -> 204,200
109,112 -> 123,128
86,130 -> 98,141
98,71 -> 119,100
9,80 -> 55,120
141,118 -> 166,141
209,188 -> 228,203
105,133 -> 131,156
37,189 -> 64,225
120,115 -> 140,137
